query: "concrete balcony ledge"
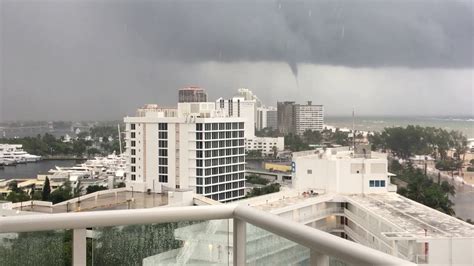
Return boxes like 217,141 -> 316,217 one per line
0,204 -> 414,266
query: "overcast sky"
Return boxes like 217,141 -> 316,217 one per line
1,0 -> 473,121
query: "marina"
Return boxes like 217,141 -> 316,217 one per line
0,144 -> 41,166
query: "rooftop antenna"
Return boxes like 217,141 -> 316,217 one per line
117,124 -> 123,155
352,108 -> 355,151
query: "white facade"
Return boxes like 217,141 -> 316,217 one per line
294,103 -> 324,135
235,88 -> 262,107
245,137 -> 284,156
292,148 -> 391,194
216,96 -> 256,139
124,103 -> 246,202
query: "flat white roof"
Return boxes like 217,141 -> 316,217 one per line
346,193 -> 474,239
237,189 -> 474,239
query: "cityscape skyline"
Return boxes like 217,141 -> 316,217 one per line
1,0 -> 473,121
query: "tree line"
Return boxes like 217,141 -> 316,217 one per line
0,125 -> 125,157
369,125 -> 468,161
0,177 -> 117,204
284,128 -> 356,152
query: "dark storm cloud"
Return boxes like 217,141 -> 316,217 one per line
0,0 -> 473,120
109,0 -> 473,69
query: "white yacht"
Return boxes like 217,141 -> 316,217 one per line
46,152 -> 127,182
0,144 -> 41,163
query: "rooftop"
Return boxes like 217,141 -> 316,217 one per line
236,188 -> 474,239
347,193 -> 474,239
293,148 -> 387,160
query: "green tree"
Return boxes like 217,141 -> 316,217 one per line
8,181 -> 21,193
6,191 -> 30,203
271,146 -> 278,158
42,177 -> 51,201
87,147 -> 102,157
86,185 -> 108,194
303,130 -> 322,144
247,150 -> 263,158
396,164 -> 455,215
246,174 -> 270,185
246,183 -> 281,198
31,191 -> 43,200
285,134 -> 309,151
49,182 -> 73,204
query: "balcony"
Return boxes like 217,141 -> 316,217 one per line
0,205 -> 413,265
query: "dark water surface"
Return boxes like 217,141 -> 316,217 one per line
0,160 -> 82,179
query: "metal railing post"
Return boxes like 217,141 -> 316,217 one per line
233,218 -> 246,265
73,229 -> 87,266
311,250 -> 329,266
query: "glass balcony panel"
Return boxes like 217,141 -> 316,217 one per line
245,223 -> 310,265
90,219 -> 231,265
0,230 -> 71,266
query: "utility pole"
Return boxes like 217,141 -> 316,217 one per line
352,108 -> 356,151
117,124 -> 122,155
424,156 -> 428,177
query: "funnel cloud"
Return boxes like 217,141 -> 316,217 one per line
0,0 -> 472,121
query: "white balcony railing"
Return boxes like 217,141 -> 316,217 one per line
0,205 -> 414,266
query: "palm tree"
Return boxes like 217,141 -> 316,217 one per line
272,146 -> 278,158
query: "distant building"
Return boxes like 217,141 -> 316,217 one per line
256,106 -> 277,130
245,137 -> 284,156
277,101 -> 324,135
235,88 -> 262,107
178,86 -> 208,103
124,102 -> 246,202
217,92 -> 284,156
294,101 -> 324,135
277,101 -> 295,135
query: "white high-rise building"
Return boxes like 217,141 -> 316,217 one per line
235,88 -> 262,107
256,106 -> 277,130
294,101 -> 324,135
216,96 -> 256,139
124,102 -> 246,202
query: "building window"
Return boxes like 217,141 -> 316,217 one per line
131,149 -> 136,155
131,124 -> 136,130
307,169 -> 312,174
196,123 -> 203,131
159,175 -> 168,183
158,132 -> 168,139
159,149 -> 168,157
196,133 -> 203,140
131,174 -> 136,181
131,132 -> 136,138
158,140 -> 168,148
131,141 -> 136,147
131,166 -> 136,172
158,123 -> 168,130
131,157 -> 136,164
159,167 -> 168,174
369,180 -> 386,187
